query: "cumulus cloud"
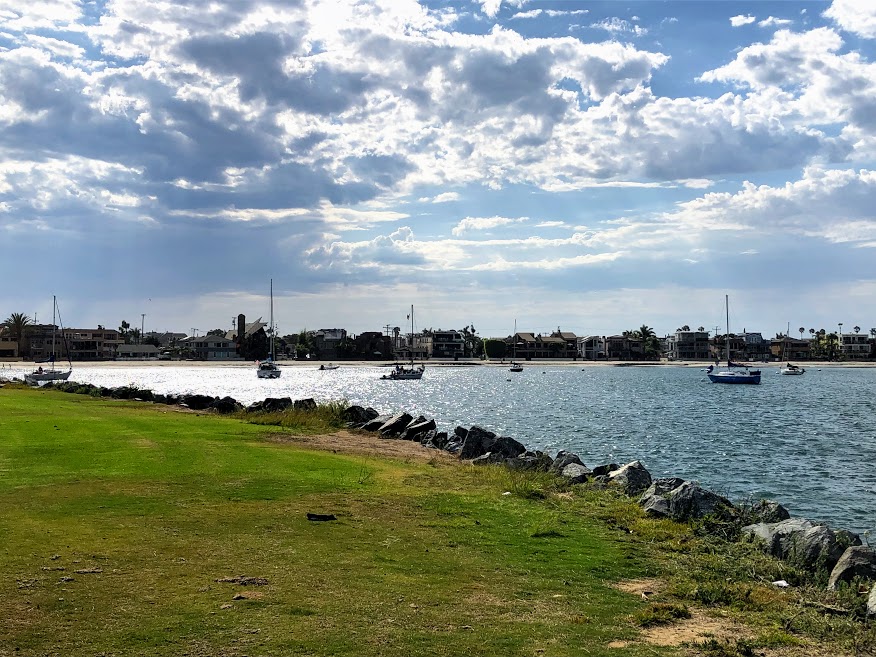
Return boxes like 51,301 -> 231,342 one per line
824,0 -> 876,38
730,15 -> 756,27
452,215 -> 527,235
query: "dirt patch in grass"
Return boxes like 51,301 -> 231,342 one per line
265,429 -> 457,463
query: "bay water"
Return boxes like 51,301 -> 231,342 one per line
12,362 -> 876,538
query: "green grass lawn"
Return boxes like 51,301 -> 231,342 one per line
0,386 -> 671,657
1,385 -> 873,657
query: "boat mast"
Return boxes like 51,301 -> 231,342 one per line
725,294 -> 730,364
51,295 -> 56,366
410,304 -> 414,367
269,279 -> 274,361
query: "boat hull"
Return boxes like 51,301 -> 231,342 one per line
256,363 -> 281,379
708,371 -> 761,384
381,366 -> 424,380
24,369 -> 71,384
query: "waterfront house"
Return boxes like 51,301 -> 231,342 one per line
770,337 -> 811,361
665,329 -> 710,360
116,344 -> 160,360
312,328 -> 347,359
177,335 -> 239,360
0,334 -> 19,359
839,332 -> 870,360
28,325 -> 122,361
578,335 -> 606,360
431,330 -> 465,359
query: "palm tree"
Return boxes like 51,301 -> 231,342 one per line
798,327 -> 805,340
681,325 -> 690,331
3,312 -> 32,358
870,328 -> 876,339
119,320 -> 131,343
697,326 -> 705,332
854,325 -> 861,334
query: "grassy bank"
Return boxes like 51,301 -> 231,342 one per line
0,385 -> 872,656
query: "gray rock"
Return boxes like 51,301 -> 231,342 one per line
421,431 -> 447,449
666,482 -> 734,522
591,463 -> 619,477
247,397 -> 293,413
506,451 -> 553,472
400,418 -> 436,442
868,583 -> 876,616
490,435 -> 527,459
550,450 -> 585,474
360,414 -> 392,432
453,426 -> 469,441
607,461 -> 652,496
460,426 -> 497,460
743,519 -> 858,573
746,499 -> 791,524
827,546 -> 876,590
210,396 -> 243,414
341,405 -> 373,425
560,462 -> 591,484
470,452 -> 506,466
293,398 -> 317,411
378,413 -> 414,437
639,478 -> 686,518
181,393 -> 216,410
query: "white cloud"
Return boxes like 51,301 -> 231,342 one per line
730,15 -> 757,27
759,17 -> 794,28
590,18 -> 648,37
418,192 -> 460,203
824,0 -> 876,39
452,215 -> 527,235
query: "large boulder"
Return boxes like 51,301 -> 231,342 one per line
470,452 -> 506,466
378,413 -> 414,437
607,461 -> 652,496
341,405 -> 377,425
420,431 -> 447,450
560,462 -> 591,484
400,418 -> 436,442
639,478 -> 686,518
743,519 -> 860,573
592,463 -> 620,477
507,451 -> 554,472
360,414 -> 392,432
827,546 -> 876,590
490,436 -> 527,459
550,451 -> 585,474
459,426 -> 497,460
293,398 -> 317,411
180,394 -> 216,410
745,499 -> 791,525
210,396 -> 243,414
247,397 -> 293,413
667,482 -> 734,522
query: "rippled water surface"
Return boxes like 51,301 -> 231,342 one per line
11,362 -> 876,536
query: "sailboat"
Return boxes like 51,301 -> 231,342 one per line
509,320 -> 523,372
256,280 -> 281,379
778,323 -> 805,375
381,305 -> 425,380
25,296 -> 72,384
706,295 -> 761,384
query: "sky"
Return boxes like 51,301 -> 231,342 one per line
1,0 -> 875,340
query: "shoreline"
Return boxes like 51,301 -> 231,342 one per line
2,358 -> 874,369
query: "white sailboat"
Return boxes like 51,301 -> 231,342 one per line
381,305 -> 425,380
509,320 -> 523,372
778,323 -> 805,375
256,280 -> 281,379
25,296 -> 72,384
706,295 -> 761,385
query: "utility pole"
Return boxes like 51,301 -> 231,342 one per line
383,324 -> 391,336
141,314 -> 145,344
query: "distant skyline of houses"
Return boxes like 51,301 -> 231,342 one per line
2,313 -> 875,362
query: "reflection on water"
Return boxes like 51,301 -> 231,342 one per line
8,362 -> 876,536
